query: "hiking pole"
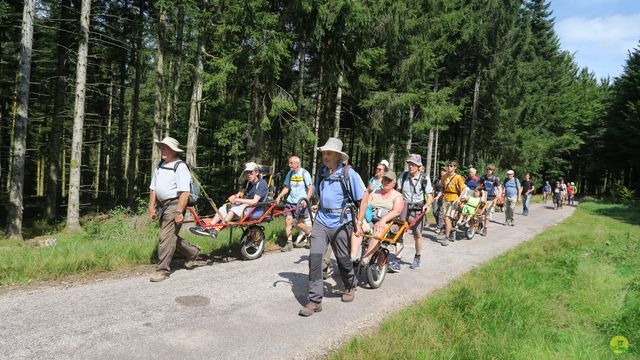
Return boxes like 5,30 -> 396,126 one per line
188,168 -> 221,215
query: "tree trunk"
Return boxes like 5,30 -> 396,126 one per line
311,51 -> 323,178
46,0 -> 71,220
333,66 -> 343,138
126,0 -> 144,208
6,0 -> 34,239
467,65 -> 481,166
66,0 -> 91,232
164,6 -> 185,136
433,129 -> 439,179
186,24 -> 206,167
404,106 -> 414,171
105,66 -> 114,197
152,8 -> 167,172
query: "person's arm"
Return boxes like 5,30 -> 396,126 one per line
275,186 -> 290,203
174,191 -> 190,224
355,192 -> 371,236
149,190 -> 157,220
517,182 -> 522,201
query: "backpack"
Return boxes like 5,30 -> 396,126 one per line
157,160 -> 201,206
285,168 -> 313,197
315,164 -> 358,209
399,172 -> 430,198
481,175 -> 500,197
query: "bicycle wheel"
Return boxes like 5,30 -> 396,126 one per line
366,249 -> 388,289
240,225 -> 265,260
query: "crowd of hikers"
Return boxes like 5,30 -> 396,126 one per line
148,136 -> 576,316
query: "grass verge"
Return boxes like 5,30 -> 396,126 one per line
331,201 -> 639,359
0,210 -> 289,286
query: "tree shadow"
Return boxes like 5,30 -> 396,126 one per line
590,203 -> 640,226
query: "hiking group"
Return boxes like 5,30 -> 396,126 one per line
147,136 -> 576,316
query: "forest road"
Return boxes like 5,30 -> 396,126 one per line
0,202 -> 575,360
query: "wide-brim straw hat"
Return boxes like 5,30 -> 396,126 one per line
154,136 -> 184,152
317,137 -> 349,161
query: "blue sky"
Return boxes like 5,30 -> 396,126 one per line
549,0 -> 640,80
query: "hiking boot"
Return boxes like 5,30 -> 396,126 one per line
449,232 -> 456,242
281,241 -> 293,252
299,301 -> 322,317
294,233 -> 308,247
388,260 -> 401,273
510,220 -> 515,227
409,257 -> 421,269
149,271 -> 169,282
439,238 -> 449,246
184,250 -> 200,270
342,288 -> 356,303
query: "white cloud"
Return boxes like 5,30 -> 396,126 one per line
555,14 -> 640,78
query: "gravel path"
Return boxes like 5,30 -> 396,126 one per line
0,203 -> 575,360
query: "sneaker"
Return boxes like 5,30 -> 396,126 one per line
189,226 -> 211,237
388,260 -> 401,273
299,301 -> 322,317
294,233 -> 308,247
281,241 -> 293,252
341,288 -> 356,303
409,257 -> 421,269
510,221 -> 515,227
439,239 -> 449,246
434,227 -> 442,235
149,271 -> 169,282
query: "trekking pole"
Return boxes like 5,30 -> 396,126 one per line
297,198 -> 315,226
188,168 -> 221,215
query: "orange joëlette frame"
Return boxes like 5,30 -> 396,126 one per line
361,209 -> 426,243
186,201 -> 296,231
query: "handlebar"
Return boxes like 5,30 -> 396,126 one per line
340,203 -> 358,229
296,198 -> 315,226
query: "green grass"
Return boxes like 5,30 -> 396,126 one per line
0,211 -> 290,286
331,201 -> 640,359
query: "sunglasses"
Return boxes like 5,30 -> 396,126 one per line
376,167 -> 384,171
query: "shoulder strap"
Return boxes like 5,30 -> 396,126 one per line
340,164 -> 356,205
400,172 -> 408,193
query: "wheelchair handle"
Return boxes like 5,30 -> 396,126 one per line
340,203 -> 358,229
296,198 -> 314,226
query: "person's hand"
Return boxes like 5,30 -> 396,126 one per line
301,200 -> 308,208
275,196 -> 281,203
374,221 -> 386,234
355,223 -> 362,237
517,197 -> 521,203
422,204 -> 431,214
174,212 -> 184,224
149,206 -> 157,221
311,204 -> 318,212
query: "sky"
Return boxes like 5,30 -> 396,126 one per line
550,0 -> 640,80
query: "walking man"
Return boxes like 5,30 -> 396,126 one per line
480,164 -> 502,236
432,167 -> 447,235
396,154 -> 433,269
299,138 -> 365,317
275,156 -> 313,251
521,173 -> 534,216
503,170 -> 521,226
439,161 -> 465,245
148,137 -> 200,282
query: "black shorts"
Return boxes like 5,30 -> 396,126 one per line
284,202 -> 309,219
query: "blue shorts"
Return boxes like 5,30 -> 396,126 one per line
284,202 -> 309,220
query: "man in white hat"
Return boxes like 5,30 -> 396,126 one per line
148,137 -> 200,282
396,154 -> 433,269
503,169 -> 521,226
190,161 -> 269,238
299,137 -> 366,317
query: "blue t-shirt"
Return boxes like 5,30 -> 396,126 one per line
368,176 -> 383,192
504,177 -> 520,198
316,164 -> 366,228
543,184 -> 551,192
245,179 -> 269,202
284,168 -> 312,203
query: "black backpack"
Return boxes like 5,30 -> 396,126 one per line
157,160 -> 201,206
314,164 -> 359,209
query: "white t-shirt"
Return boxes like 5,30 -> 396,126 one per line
149,159 -> 191,201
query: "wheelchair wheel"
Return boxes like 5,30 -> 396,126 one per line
366,249 -> 388,289
240,225 -> 265,260
465,225 -> 476,240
